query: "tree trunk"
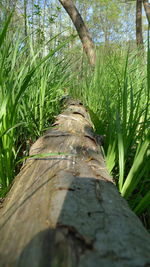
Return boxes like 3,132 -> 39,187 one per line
143,0 -> 150,25
136,0 -> 144,47
24,0 -> 28,38
0,100 -> 150,267
32,0 -> 34,40
58,0 -> 96,66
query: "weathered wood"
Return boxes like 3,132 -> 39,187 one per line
0,100 -> 150,267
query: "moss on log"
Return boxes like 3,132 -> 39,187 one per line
0,100 -> 150,267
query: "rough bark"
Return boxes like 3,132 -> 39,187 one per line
136,0 -> 144,47
58,0 -> 96,66
0,100 -> 150,267
143,0 -> 150,25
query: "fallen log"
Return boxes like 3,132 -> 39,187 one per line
0,100 -> 150,267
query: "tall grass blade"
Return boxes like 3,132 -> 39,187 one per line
121,136 -> 150,198
0,12 -> 13,48
134,191 -> 150,215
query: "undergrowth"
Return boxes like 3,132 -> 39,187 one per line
0,15 -> 72,196
69,46 -> 150,225
0,15 -> 149,229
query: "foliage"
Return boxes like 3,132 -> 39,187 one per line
69,45 -> 150,216
0,1 -> 149,227
0,15 -> 72,196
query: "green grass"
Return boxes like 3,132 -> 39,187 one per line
0,14 -> 149,226
70,46 -> 150,217
0,16 -> 73,196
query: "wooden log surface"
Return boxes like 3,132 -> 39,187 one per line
0,100 -> 150,267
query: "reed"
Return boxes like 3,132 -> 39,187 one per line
70,46 -> 150,215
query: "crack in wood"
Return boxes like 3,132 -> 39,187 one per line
56,224 -> 94,250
